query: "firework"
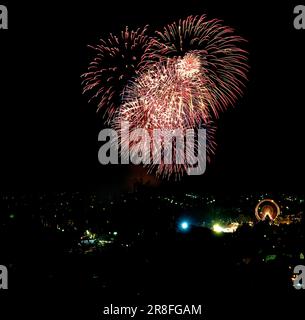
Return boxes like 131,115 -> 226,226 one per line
81,26 -> 151,122
115,118 -> 217,179
121,56 -> 213,128
113,57 -> 217,179
145,15 -> 249,118
82,15 -> 249,179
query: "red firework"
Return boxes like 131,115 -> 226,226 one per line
113,56 -> 217,179
82,15 -> 249,179
81,26 -> 151,122
144,15 -> 249,118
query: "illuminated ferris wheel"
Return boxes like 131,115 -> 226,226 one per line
255,199 -> 280,221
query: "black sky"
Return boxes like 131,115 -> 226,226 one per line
0,0 -> 304,192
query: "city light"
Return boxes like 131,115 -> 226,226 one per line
212,222 -> 239,233
180,221 -> 189,230
212,224 -> 224,233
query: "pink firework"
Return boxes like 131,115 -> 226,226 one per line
113,57 -> 217,179
81,26 -> 151,122
145,15 -> 249,118
122,54 -> 217,127
82,15 -> 249,179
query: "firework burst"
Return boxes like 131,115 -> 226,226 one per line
82,15 -> 249,179
145,15 -> 249,118
81,26 -> 151,122
113,56 -> 217,179
121,55 -> 214,128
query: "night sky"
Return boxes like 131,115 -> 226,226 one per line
1,0 -> 304,192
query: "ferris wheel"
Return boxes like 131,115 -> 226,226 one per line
255,199 -> 280,221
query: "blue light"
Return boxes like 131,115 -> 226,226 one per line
181,221 -> 189,230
